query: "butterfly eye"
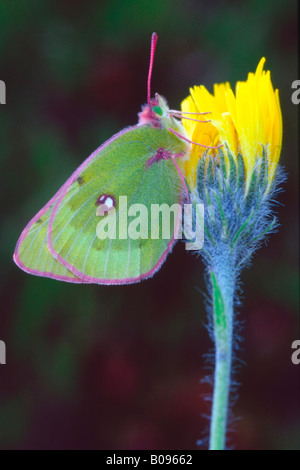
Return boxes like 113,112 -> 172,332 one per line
152,105 -> 163,116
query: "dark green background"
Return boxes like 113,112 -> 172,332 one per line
0,0 -> 298,450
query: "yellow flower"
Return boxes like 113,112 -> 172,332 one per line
180,58 -> 282,192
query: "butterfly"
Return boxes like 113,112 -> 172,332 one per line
13,33 -> 212,285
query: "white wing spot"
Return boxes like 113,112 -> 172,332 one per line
96,194 -> 116,217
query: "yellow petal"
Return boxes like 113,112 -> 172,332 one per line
181,57 -> 282,193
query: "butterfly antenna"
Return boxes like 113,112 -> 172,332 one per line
147,32 -> 158,104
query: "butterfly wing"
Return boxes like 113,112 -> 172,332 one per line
47,124 -> 186,284
13,188 -> 84,283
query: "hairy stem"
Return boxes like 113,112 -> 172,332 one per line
209,257 -> 235,450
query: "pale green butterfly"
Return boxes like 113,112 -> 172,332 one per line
13,33 -> 212,284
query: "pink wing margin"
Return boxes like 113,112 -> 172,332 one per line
47,126 -> 183,285
13,186 -> 85,283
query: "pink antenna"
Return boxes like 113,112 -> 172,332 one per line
147,32 -> 158,104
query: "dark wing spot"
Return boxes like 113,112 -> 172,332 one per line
76,176 -> 84,185
36,218 -> 43,224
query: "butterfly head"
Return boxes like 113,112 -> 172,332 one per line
138,93 -> 186,136
138,93 -> 165,127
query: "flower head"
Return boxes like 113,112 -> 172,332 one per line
181,58 -> 282,193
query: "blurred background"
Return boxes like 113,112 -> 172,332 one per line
0,0 -> 298,450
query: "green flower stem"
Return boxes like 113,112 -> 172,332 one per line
209,258 -> 235,451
